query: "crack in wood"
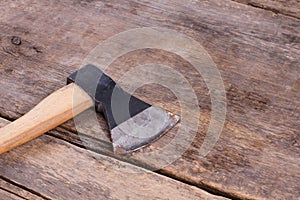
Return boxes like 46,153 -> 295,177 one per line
0,176 -> 51,200
0,0 -> 299,199
231,0 -> 300,19
0,116 -> 230,199
0,187 -> 28,200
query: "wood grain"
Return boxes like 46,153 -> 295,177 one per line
0,0 -> 299,199
0,189 -> 24,200
232,0 -> 300,19
0,178 -> 44,200
0,118 -> 227,200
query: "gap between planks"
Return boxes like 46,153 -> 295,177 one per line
0,117 -> 229,200
0,176 -> 49,200
47,127 -> 242,200
0,0 -> 299,199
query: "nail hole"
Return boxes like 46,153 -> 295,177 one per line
11,36 -> 22,45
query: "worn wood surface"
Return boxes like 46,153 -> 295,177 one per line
0,178 -> 43,200
0,0 -> 299,199
0,118 -> 226,200
0,190 -> 23,200
233,0 -> 300,19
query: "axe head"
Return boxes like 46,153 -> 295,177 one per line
67,65 -> 180,154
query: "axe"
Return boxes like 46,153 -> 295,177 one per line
0,65 -> 179,154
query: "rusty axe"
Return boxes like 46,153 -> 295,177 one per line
0,65 -> 179,154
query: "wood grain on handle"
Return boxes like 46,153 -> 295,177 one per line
0,83 -> 93,155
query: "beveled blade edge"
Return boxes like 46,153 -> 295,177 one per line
111,106 -> 180,154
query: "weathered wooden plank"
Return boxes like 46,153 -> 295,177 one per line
0,118 -> 226,200
0,0 -> 299,199
0,178 -> 44,200
232,0 -> 300,19
0,189 -> 24,200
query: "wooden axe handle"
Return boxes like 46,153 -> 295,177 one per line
0,83 -> 93,155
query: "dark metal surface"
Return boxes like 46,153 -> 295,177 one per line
67,64 -> 151,130
67,64 -> 180,153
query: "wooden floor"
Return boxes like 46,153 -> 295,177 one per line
0,0 -> 299,199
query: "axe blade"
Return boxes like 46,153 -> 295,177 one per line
68,65 -> 180,154
111,106 -> 180,154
